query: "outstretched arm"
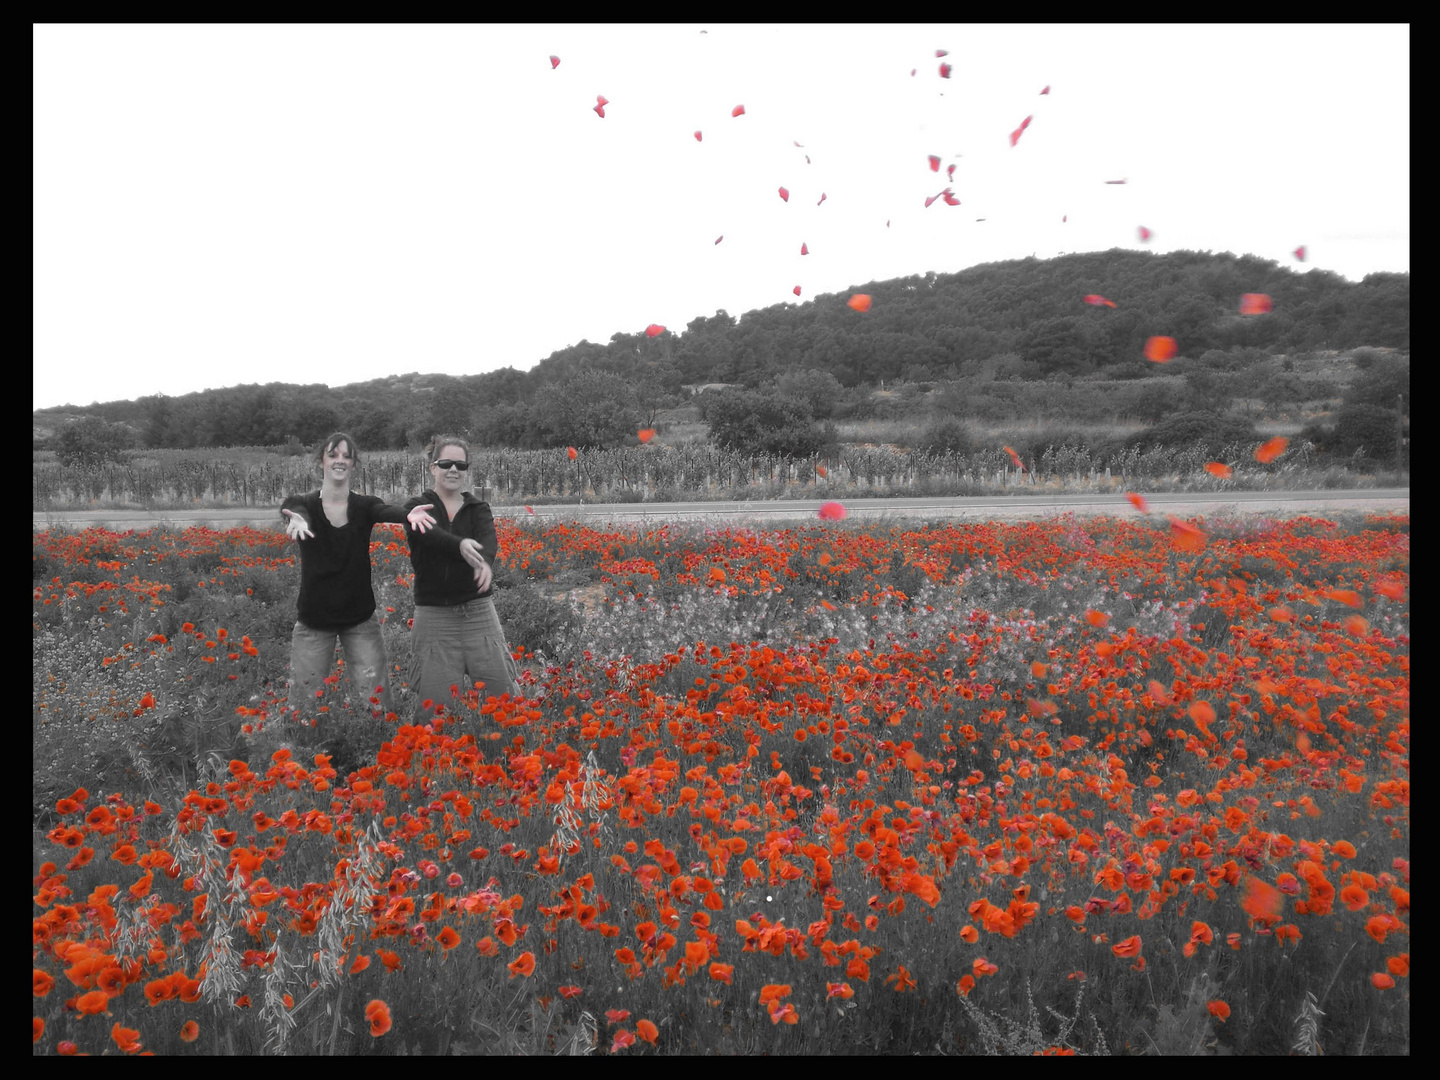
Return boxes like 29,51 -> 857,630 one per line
281,508 -> 314,541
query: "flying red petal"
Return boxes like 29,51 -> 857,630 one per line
793,286 -> 801,296
1238,293 -> 1273,315
1062,215 -> 1067,222
800,242 -> 809,255
935,49 -> 949,57
694,131 -> 703,142
714,235 -> 723,245
1040,84 -> 1050,94
732,105 -> 745,117
924,194 -> 939,208
525,505 -> 535,514
818,501 -> 848,521
939,63 -> 952,78
1020,115 -> 1032,130
1254,437 -> 1289,464
1138,226 -> 1152,242
1003,446 -> 1025,471
645,324 -> 665,338
928,155 -> 941,172
596,95 -> 608,106
1104,179 -> 1127,185
1083,294 -> 1117,308
550,56 -> 561,69
1144,336 -> 1178,362
805,155 -> 811,165
1126,492 -> 1150,513
886,220 -> 890,227
593,104 -> 606,118
947,164 -> 956,181
847,294 -> 872,313
637,429 -> 655,443
567,447 -> 578,461
1292,245 -> 1306,261
1010,128 -> 1024,147
910,68 -> 916,76
1167,516 -> 1207,553
943,191 -> 960,206
793,141 -> 804,147
1204,462 -> 1232,479
816,193 -> 827,206
778,187 -> 789,202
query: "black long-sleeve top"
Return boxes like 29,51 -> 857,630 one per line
403,490 -> 498,605
278,491 -> 410,631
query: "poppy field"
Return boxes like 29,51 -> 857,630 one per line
33,509 -> 1409,1055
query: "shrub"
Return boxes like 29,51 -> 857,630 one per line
56,416 -> 133,468
492,581 -> 579,657
704,388 -> 835,457
1122,411 -> 1259,458
1330,403 -> 1407,465
911,415 -> 976,455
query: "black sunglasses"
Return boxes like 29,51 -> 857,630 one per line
433,459 -> 469,472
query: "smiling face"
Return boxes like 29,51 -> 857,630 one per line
430,443 -> 469,495
321,439 -> 355,483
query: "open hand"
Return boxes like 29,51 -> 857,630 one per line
281,508 -> 314,541
458,538 -> 487,570
407,503 -> 437,533
473,561 -> 493,593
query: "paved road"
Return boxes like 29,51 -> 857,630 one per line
32,488 -> 1409,531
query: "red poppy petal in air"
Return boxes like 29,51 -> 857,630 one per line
1040,84 -> 1050,94
1003,446 -> 1025,470
778,187 -> 789,202
935,49 -> 949,57
1126,492 -> 1150,513
801,242 -> 809,255
714,235 -> 723,244
793,141 -> 804,147
817,193 -> 826,206
793,286 -> 802,296
1104,178 -> 1127,184
525,506 -> 535,515
1062,214 -> 1068,222
1239,293 -> 1273,315
925,194 -> 939,208
847,294 -> 872,313
732,105 -> 745,117
1138,226 -> 1152,241
928,155 -> 941,172
637,429 -> 655,443
947,164 -> 956,181
939,63 -> 952,78
1293,245 -> 1306,261
911,69 -> 916,76
943,191 -> 960,206
593,104 -> 605,118
567,447 -> 578,460
694,131 -> 702,142
550,56 -> 560,69
818,501 -> 848,521
1254,437 -> 1288,464
1082,294 -> 1117,308
645,324 -> 665,338
1144,336 -> 1177,362
1204,462 -> 1232,479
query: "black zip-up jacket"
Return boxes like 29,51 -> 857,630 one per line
278,491 -> 410,630
403,490 -> 498,605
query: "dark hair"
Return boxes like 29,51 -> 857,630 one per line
317,432 -> 360,467
425,433 -> 470,463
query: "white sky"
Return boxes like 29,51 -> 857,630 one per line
33,23 -> 1409,410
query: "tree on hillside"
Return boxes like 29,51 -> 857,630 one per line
703,387 -> 834,457
57,416 -> 133,467
531,369 -> 642,449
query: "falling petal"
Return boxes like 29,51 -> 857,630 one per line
1254,437 -> 1289,464
1239,293 -> 1273,315
943,191 -> 960,206
935,48 -> 949,57
714,235 -> 723,244
1083,294 -> 1118,308
910,68 -> 916,76
1104,178 -> 1127,184
1003,446 -> 1025,470
637,429 -> 655,443
550,56 -> 561,69
1040,84 -> 1050,94
1010,119 -> 1032,147
1144,336 -> 1178,362
816,465 -> 828,478
793,141 -> 804,147
525,506 -> 535,515
694,131 -> 703,142
1138,226 -> 1152,241
924,194 -> 939,208
645,324 -> 665,338
732,104 -> 745,117
801,242 -> 809,255
817,192 -> 827,206
1167,516 -> 1207,552
593,104 -> 606,118
1293,245 -> 1307,261
947,164 -> 956,181
939,62 -> 952,78
928,155 -> 941,172
847,294 -> 872,312
793,285 -> 801,296
567,447 -> 578,461
778,187 -> 789,202
1204,462 -> 1233,479
805,155 -> 811,164
818,501 -> 848,520
1126,492 -> 1150,513
1062,214 -> 1068,222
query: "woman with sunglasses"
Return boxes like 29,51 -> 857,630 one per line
279,432 -> 437,723
403,433 -> 520,716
